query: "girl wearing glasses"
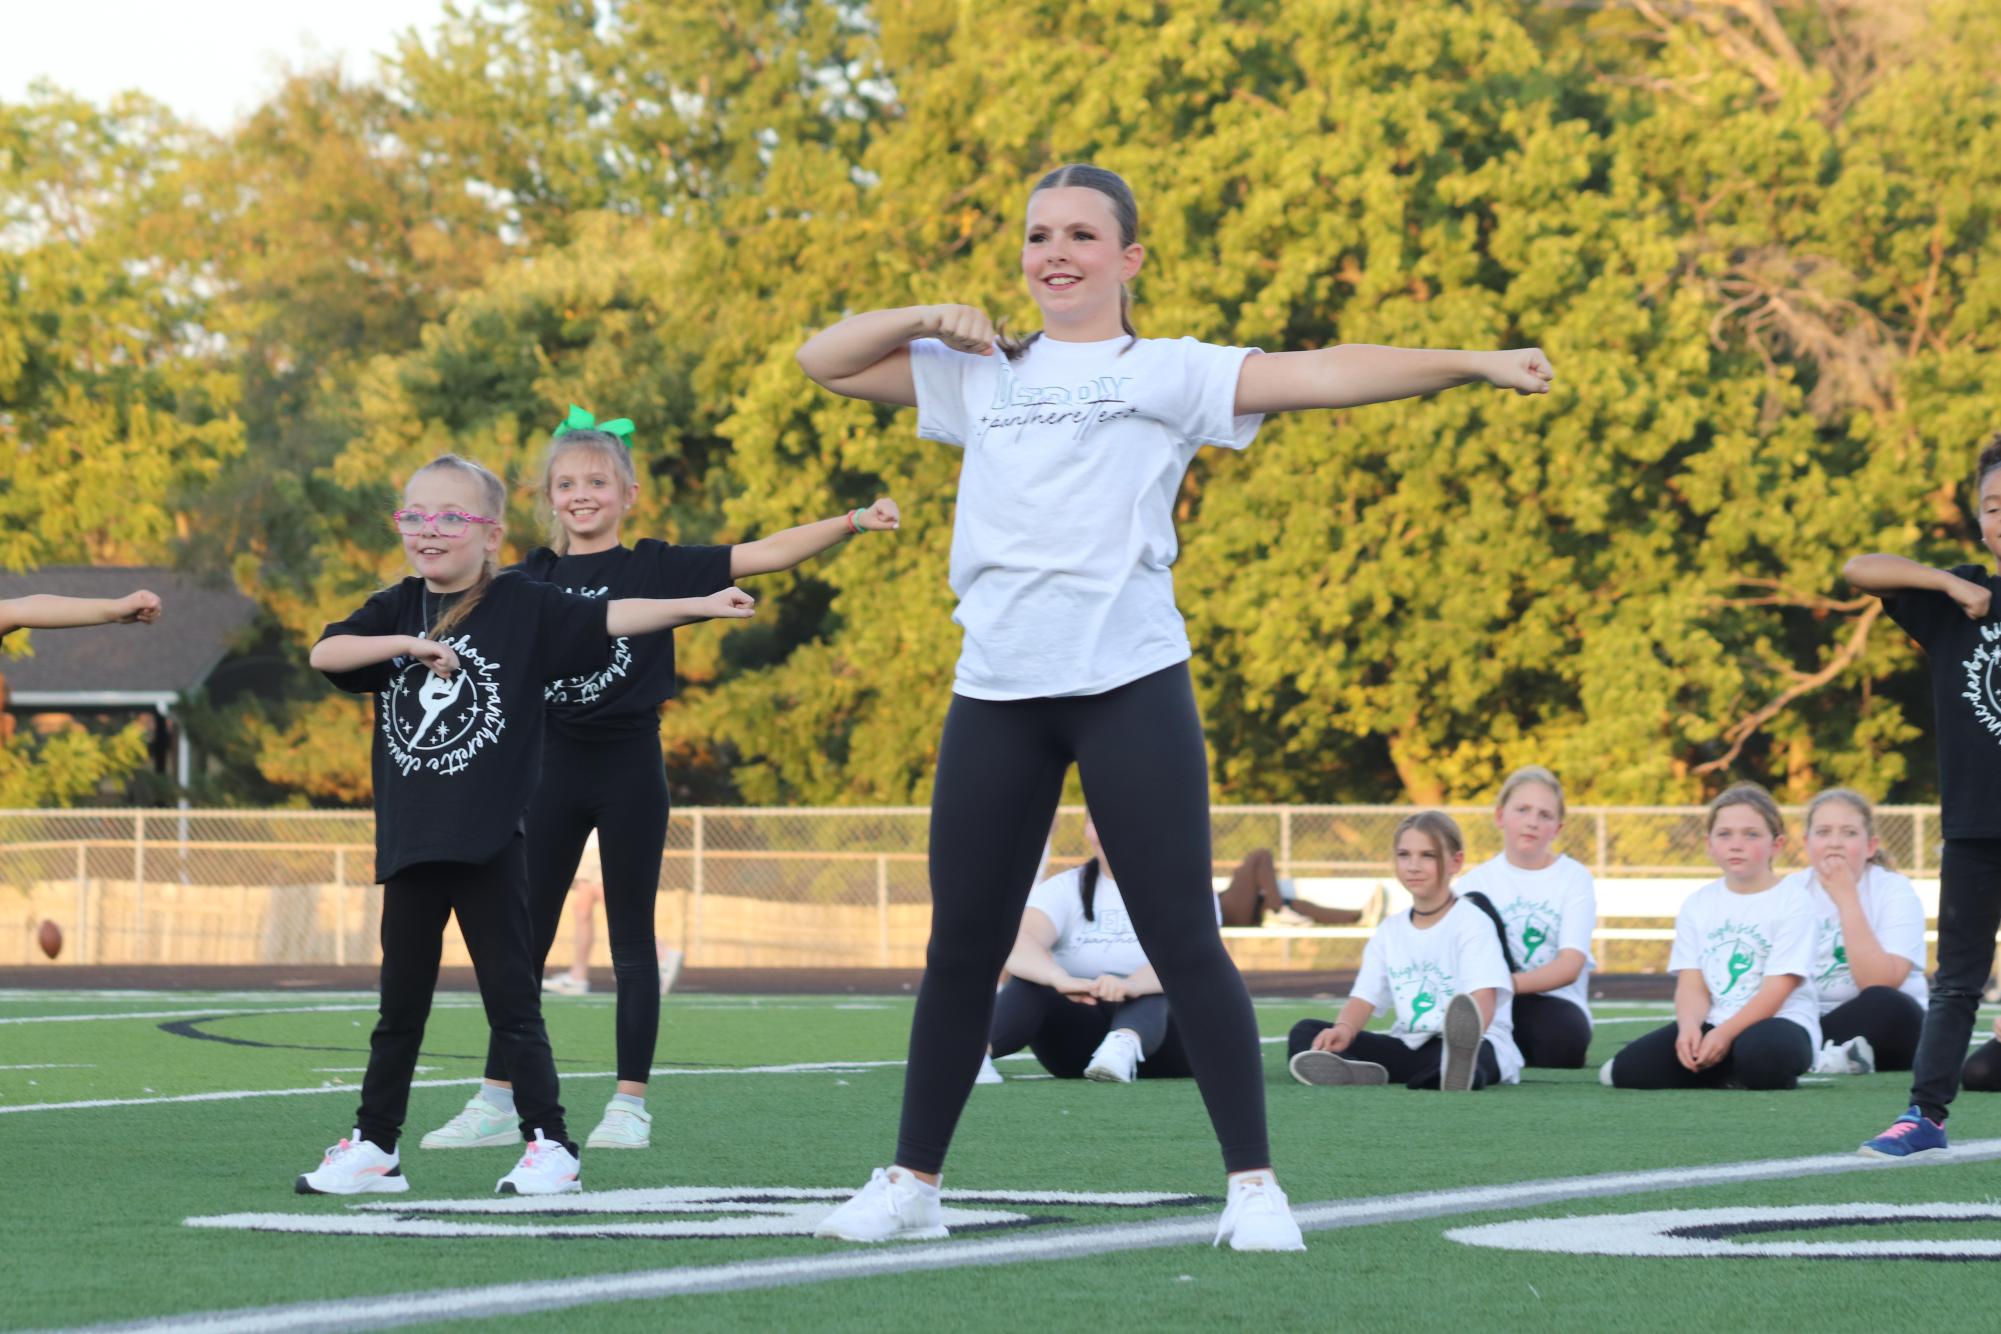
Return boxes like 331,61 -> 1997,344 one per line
297,453 -> 754,1199
418,410 -> 899,1155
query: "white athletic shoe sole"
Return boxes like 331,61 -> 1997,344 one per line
1289,1050 -> 1389,1086
1439,993 -> 1483,1092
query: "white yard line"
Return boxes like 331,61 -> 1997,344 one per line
54,1138 -> 2001,1334
0,1003 -> 477,1027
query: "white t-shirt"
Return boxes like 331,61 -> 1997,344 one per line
1668,878 -> 1821,1045
909,334 -> 1263,700
1776,866 -> 1929,1012
1351,900 -> 1524,1083
1024,863 -> 1220,981
1456,853 -> 1598,1021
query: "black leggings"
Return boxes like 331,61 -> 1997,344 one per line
1964,1041 -> 2001,1092
989,979 -> 1193,1078
1821,985 -> 1925,1072
484,730 -> 668,1087
1910,838 -> 2001,1121
1608,1018 -> 1813,1091
360,836 -> 570,1152
895,663 -> 1268,1174
1512,994 -> 1593,1069
1286,1019 -> 1502,1090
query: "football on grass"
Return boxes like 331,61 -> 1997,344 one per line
36,919 -> 62,960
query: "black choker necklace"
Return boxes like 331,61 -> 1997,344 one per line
1410,895 -> 1455,920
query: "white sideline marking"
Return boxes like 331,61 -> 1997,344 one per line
0,1060 -> 909,1116
61,1140 -> 2001,1333
1448,1201 -> 2001,1259
0,1063 -> 96,1070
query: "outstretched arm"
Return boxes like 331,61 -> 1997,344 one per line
0,590 -> 160,638
1844,554 -> 1990,618
730,500 -> 900,579
1233,345 -> 1553,415
797,305 -> 997,406
604,587 -> 756,637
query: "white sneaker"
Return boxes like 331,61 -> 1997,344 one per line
496,1129 -> 581,1195
812,1167 -> 948,1242
1357,884 -> 1390,928
1289,1050 -> 1389,1086
975,1052 -> 1004,1085
1084,1029 -> 1142,1084
1213,1173 -> 1306,1252
419,1094 -> 520,1149
542,974 -> 589,997
1814,1036 -> 1877,1076
585,1100 -> 652,1150
296,1131 -> 410,1195
1599,1057 -> 1617,1087
658,948 -> 684,996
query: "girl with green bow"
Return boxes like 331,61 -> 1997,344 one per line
419,407 -> 898,1156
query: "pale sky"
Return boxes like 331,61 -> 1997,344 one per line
1,0 -> 454,129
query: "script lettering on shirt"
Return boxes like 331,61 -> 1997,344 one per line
1959,638 -> 2001,741
545,582 -> 634,706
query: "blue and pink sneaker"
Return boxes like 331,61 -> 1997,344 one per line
1858,1106 -> 1949,1160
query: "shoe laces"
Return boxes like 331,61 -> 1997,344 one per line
321,1136 -> 356,1164
1877,1118 -> 1921,1140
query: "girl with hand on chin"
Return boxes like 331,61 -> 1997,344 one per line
976,812 -> 1208,1087
798,161 -> 1553,1252
418,411 -> 896,1156
1287,812 -> 1522,1093
297,453 -> 753,1200
1603,783 -> 1818,1092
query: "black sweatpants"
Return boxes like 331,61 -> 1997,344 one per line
359,836 -> 571,1152
895,663 -> 1269,1175
1909,838 -> 2001,1121
1607,1018 -> 1813,1091
485,730 -> 668,1087
989,978 -> 1193,1079
1822,985 -> 1925,1072
1286,1019 -> 1502,1090
1512,993 -> 1593,1069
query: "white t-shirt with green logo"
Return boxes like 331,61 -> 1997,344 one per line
1776,866 -> 1929,1013
1351,900 -> 1524,1083
1667,878 -> 1821,1045
1456,853 -> 1597,1021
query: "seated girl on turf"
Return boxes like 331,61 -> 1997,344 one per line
1778,787 -> 1928,1076
1603,782 -> 1819,1091
1454,765 -> 1597,1068
1287,811 -> 1523,1091
975,813 -> 1205,1085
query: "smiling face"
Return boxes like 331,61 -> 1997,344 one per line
1979,464 -> 2001,565
547,441 -> 638,550
1020,185 -> 1143,339
402,470 -> 502,591
1707,803 -> 1782,883
1495,780 -> 1563,868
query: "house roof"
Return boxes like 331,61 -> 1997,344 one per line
0,567 -> 259,708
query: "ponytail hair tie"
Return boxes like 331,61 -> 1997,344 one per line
553,404 -> 635,446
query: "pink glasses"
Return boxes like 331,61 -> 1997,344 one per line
392,509 -> 499,538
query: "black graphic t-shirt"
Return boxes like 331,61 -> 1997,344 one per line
319,571 -> 611,878
514,539 -> 733,741
1882,562 -> 2001,839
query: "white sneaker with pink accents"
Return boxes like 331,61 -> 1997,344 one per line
295,1131 -> 409,1195
496,1129 -> 582,1195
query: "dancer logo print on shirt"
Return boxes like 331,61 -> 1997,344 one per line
382,635 -> 505,777
543,583 -> 632,707
1389,961 -> 1456,1033
1701,921 -> 1771,997
1962,625 -> 2001,742
1814,918 -> 1850,988
1502,899 -> 1558,968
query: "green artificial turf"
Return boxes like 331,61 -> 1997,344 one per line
7,991 -> 2000,1331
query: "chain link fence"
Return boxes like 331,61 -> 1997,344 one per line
0,805 -> 1947,971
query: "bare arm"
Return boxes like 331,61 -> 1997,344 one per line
1119,963 -> 1161,997
604,589 -> 755,637
1827,893 -> 1914,991
1706,974 -> 1799,1050
729,500 -> 899,579
0,591 -> 159,637
1002,909 -> 1082,990
796,304 -> 997,406
1843,554 -> 1990,620
311,634 -> 430,674
1312,996 -> 1380,1052
1232,345 -> 1553,415
1514,948 -> 1588,997
1672,968 -> 1712,1070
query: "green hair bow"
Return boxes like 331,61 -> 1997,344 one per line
553,404 -> 635,446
